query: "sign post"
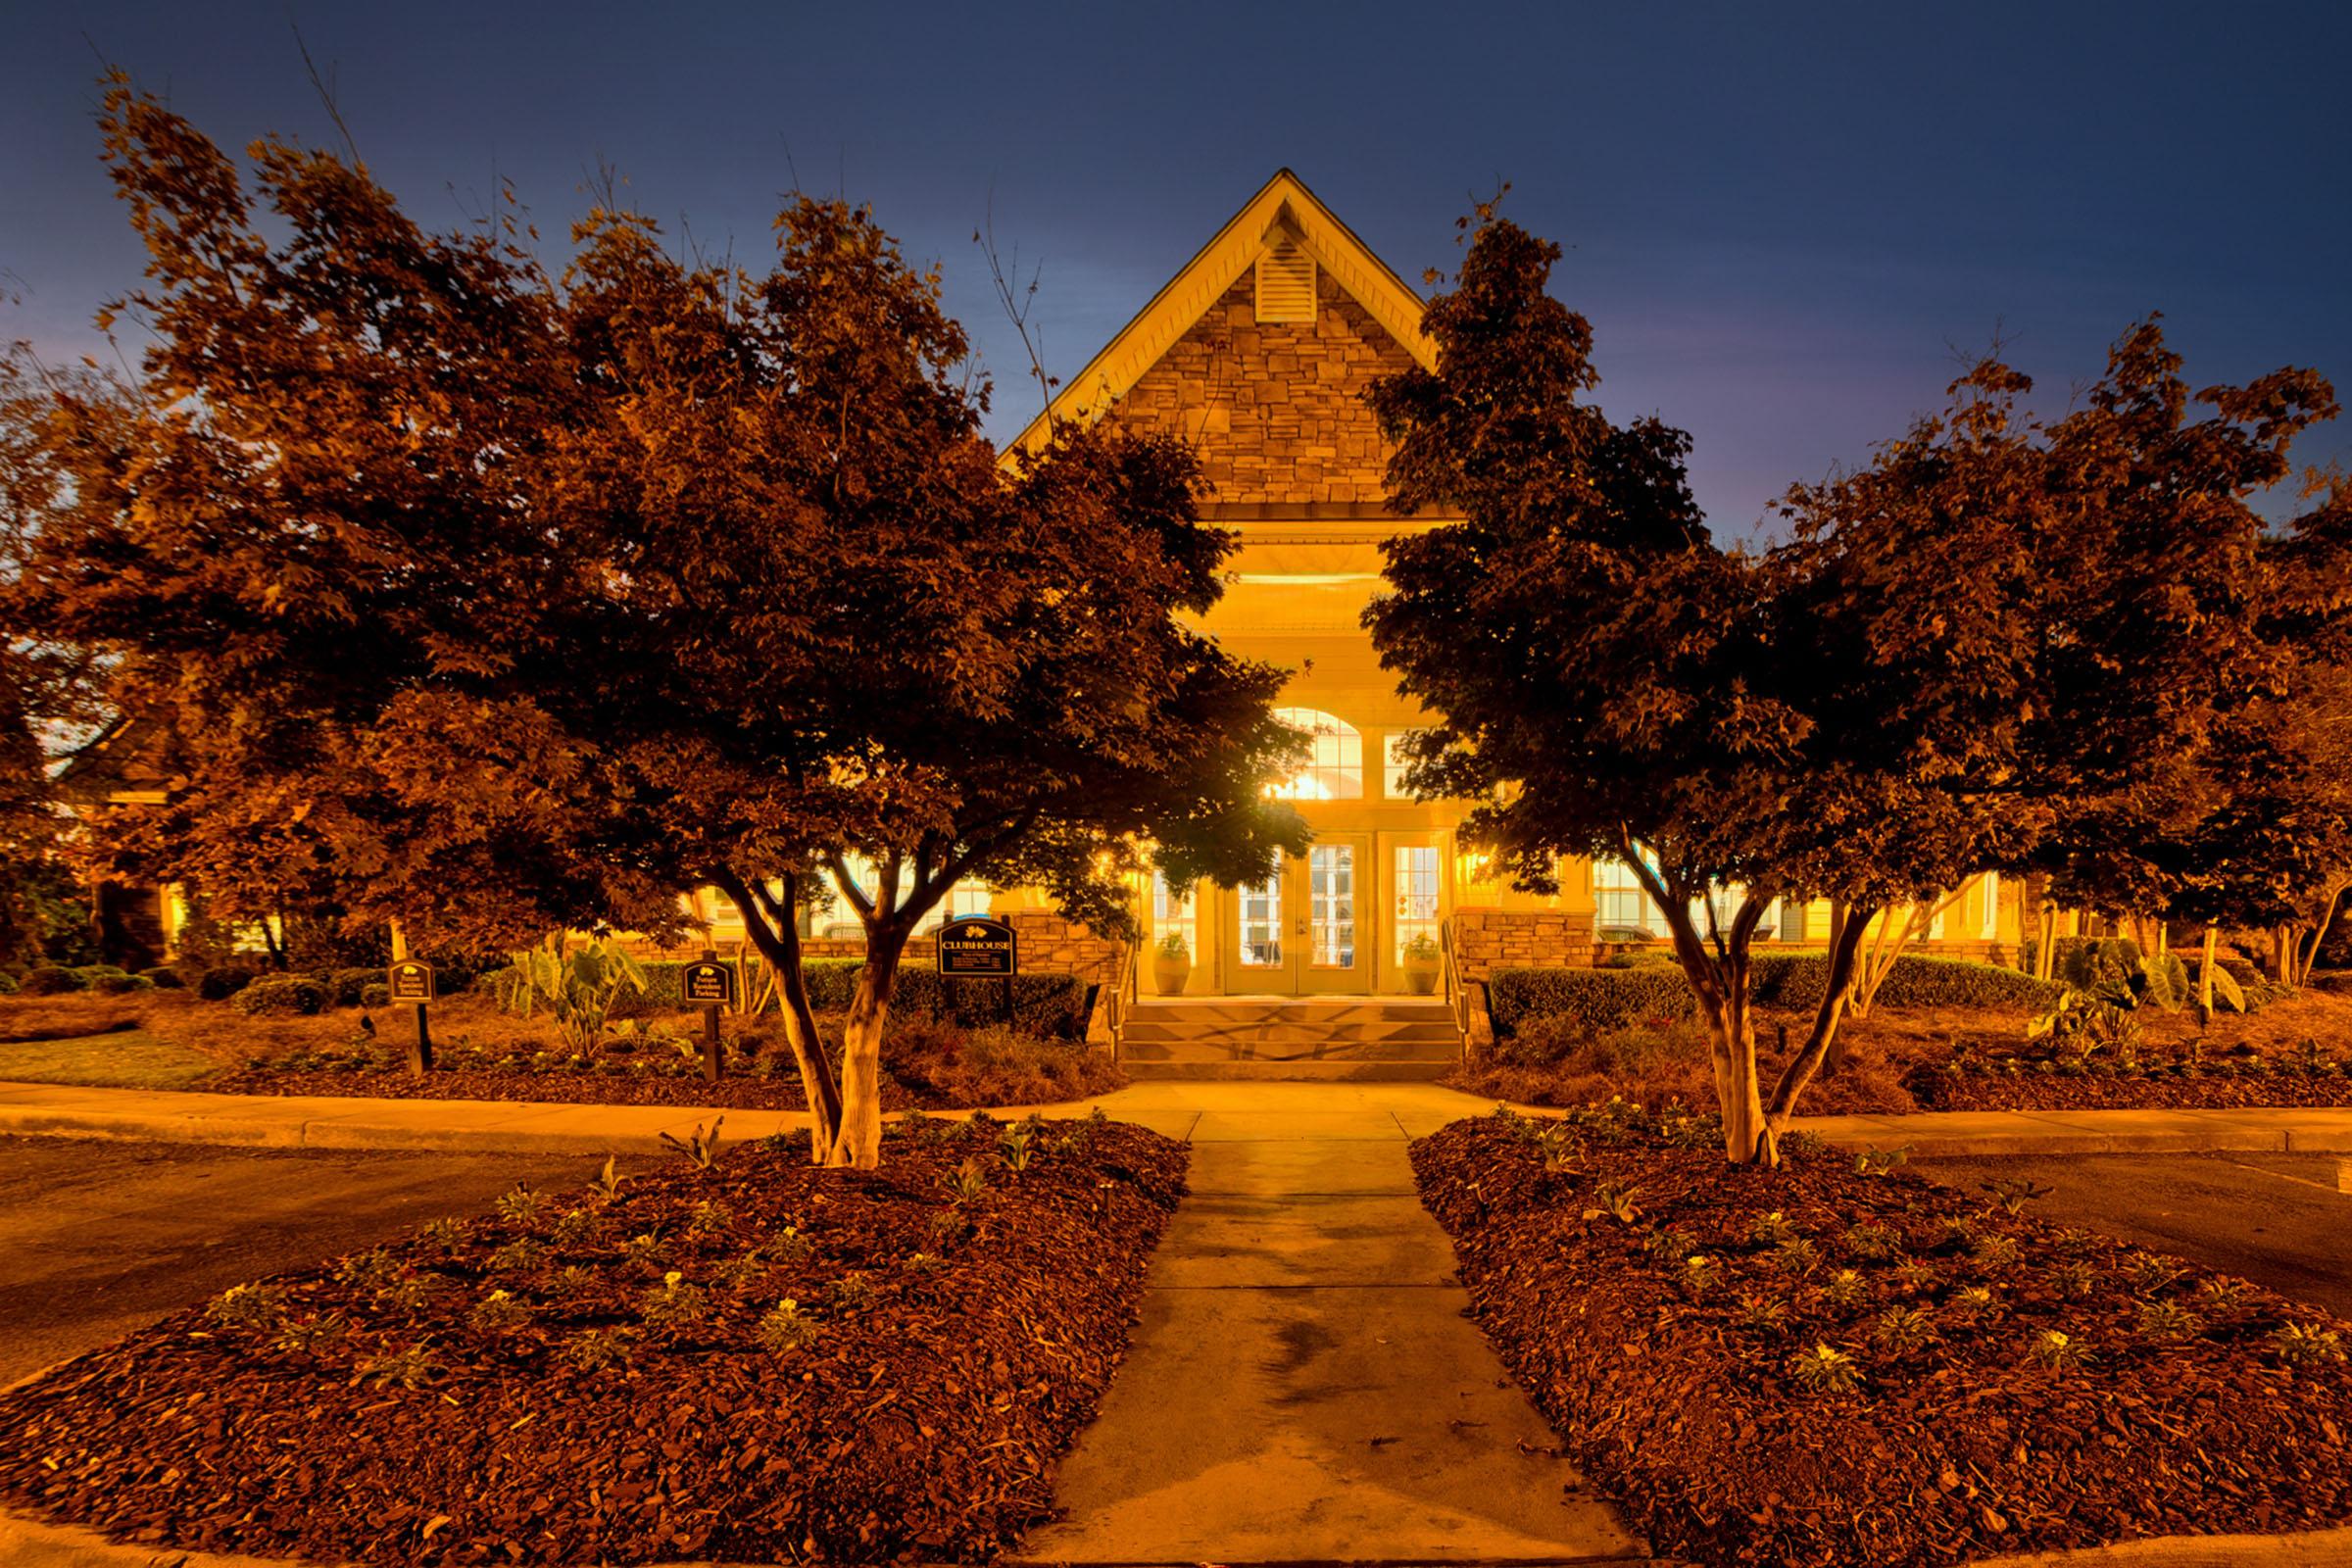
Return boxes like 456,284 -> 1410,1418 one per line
682,948 -> 735,1083
937,915 -> 1018,1024
387,958 -> 437,1075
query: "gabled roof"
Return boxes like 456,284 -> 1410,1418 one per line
1011,169 -> 1435,453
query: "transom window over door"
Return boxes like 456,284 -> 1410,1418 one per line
1267,709 -> 1362,800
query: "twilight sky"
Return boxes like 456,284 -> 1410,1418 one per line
5,1 -> 2347,538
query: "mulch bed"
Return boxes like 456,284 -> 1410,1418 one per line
1412,1104 -> 2352,1568
1908,1063 -> 2352,1112
0,1114 -> 1187,1565
206,1062 -> 901,1111
202,1053 -> 1126,1113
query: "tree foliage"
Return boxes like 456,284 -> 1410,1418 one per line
1368,208 -> 2345,1163
8,77 -> 1305,1165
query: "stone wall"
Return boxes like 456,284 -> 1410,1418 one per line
1452,908 -> 1598,980
1110,271 -> 1415,506
1002,909 -> 1124,989
643,921 -> 1118,987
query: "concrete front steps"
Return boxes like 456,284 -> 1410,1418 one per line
1119,997 -> 1463,1081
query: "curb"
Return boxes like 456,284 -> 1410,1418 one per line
1969,1527 -> 2352,1566
7,1503 -> 2351,1568
3,1081 -> 2351,1161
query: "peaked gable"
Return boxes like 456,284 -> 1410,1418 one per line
1011,170 -> 1434,465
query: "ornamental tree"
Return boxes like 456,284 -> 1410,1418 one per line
1367,210 -> 2338,1164
14,80 -> 1303,1168
562,198 -> 1306,1166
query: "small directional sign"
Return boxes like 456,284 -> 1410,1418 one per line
388,959 -> 436,1004
938,915 -> 1017,977
682,957 -> 734,1007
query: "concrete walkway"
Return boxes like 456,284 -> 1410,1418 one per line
1010,1084 -> 1649,1564
4,1076 -> 2352,1158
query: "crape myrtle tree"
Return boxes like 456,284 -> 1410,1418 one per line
1365,211 -> 2335,1164
7,79 -> 693,957
564,200 -> 1307,1166
1974,328 -> 2346,1000
0,354 -> 106,967
1365,211 -> 2029,1164
14,80 -> 1305,1168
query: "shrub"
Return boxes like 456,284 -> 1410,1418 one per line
197,965 -> 260,1001
20,965 -> 83,995
138,965 -> 184,989
232,975 -> 331,1016
1488,966 -> 1692,1037
0,972 -> 16,995
1489,955 -> 2059,1037
90,972 -> 155,995
1497,1013 -> 1712,1074
360,982 -> 390,1007
888,967 -> 1089,1039
325,967 -> 384,1007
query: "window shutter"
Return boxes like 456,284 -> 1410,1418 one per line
1254,237 -> 1316,323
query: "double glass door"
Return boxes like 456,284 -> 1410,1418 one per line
1232,835 -> 1371,995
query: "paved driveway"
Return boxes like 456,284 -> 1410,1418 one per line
1912,1151 -> 2352,1317
0,1136 -> 595,1384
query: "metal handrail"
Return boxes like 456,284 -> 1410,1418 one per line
1440,917 -> 1472,1049
1105,938 -> 1139,1060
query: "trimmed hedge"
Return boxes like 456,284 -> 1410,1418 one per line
232,975 -> 330,1017
197,966 -> 260,1002
326,967 -> 383,1007
1490,955 -> 2063,1037
516,957 -> 1088,1040
19,965 -> 81,995
90,973 -> 155,995
138,966 -> 184,990
0,972 -> 16,995
885,968 -> 1090,1041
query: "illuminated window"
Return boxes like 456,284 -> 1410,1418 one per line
1152,871 -> 1197,960
1307,844 -> 1357,967
1238,875 -> 1284,968
1268,709 -> 1362,800
1593,858 -> 1661,937
1980,872 -> 2000,941
1382,730 -> 1429,798
1394,845 -> 1441,961
829,855 -> 989,936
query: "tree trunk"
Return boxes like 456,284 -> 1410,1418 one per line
1709,993 -> 1772,1166
828,936 -> 903,1170
1764,908 -> 1873,1138
714,869 -> 844,1164
2295,883 -> 2347,988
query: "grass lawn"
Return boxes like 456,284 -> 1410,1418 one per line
0,1030 -> 221,1091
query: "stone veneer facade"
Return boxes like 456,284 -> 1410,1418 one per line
1110,271 -> 1414,505
1450,908 -> 1599,981
650,909 -> 1122,991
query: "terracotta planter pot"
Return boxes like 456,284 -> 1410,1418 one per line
1401,964 -> 1440,996
1152,956 -> 1192,996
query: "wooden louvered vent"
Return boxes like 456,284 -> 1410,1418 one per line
1254,237 -> 1316,323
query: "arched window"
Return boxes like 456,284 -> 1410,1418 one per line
1267,708 -> 1362,800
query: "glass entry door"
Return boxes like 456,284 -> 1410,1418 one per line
1224,836 -> 1374,994
1294,838 -> 1370,994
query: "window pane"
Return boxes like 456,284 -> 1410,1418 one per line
1382,731 -> 1426,798
1267,709 -> 1362,800
1308,845 -> 1356,967
1238,876 -> 1283,968
1394,845 -> 1440,962
1152,871 -> 1198,959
